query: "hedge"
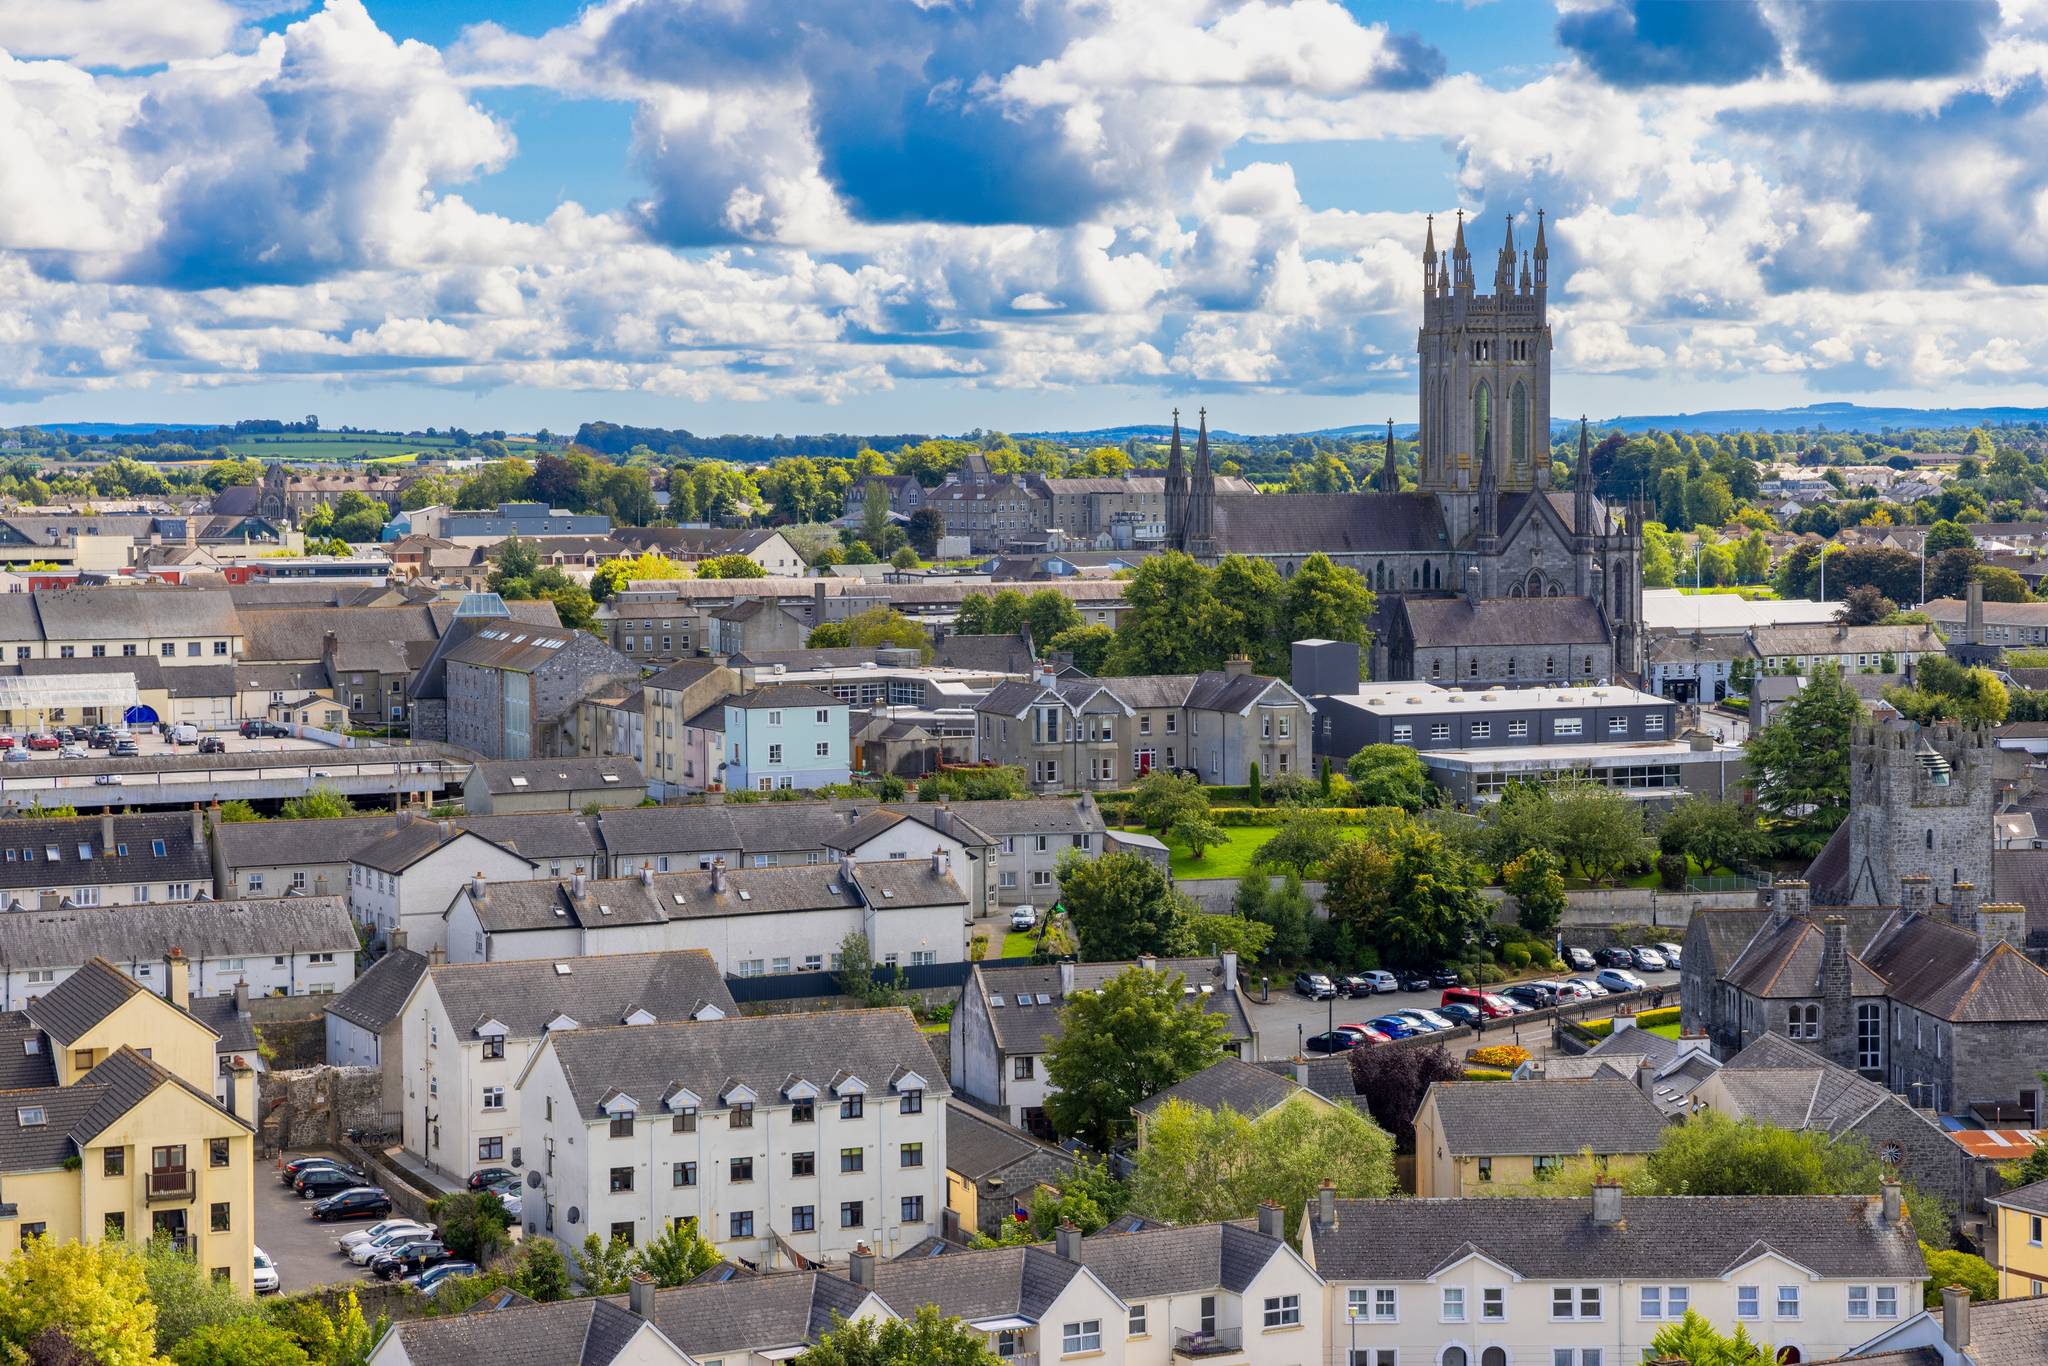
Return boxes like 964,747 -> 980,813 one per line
1461,1067 -> 1512,1080
1578,1005 -> 1680,1039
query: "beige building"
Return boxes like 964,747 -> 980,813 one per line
640,659 -> 738,798
0,956 -> 257,1292
1412,1077 -> 1668,1197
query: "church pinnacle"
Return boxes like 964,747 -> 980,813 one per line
1378,419 -> 1400,493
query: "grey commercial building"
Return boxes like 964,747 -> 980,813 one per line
436,502 -> 612,539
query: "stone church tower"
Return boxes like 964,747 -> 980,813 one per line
1844,717 -> 1994,908
1416,210 -> 1553,550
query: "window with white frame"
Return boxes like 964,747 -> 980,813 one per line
1481,1287 -> 1503,1321
1061,1322 -> 1101,1354
1776,1285 -> 1800,1318
1554,717 -> 1583,737
1347,1287 -> 1397,1323
1392,724 -> 1412,742
1736,1286 -> 1760,1319
1128,1305 -> 1146,1336
1550,1352 -> 1601,1366
1508,719 -> 1528,737
1440,1287 -> 1465,1322
1263,1295 -> 1300,1328
1551,1286 -> 1601,1320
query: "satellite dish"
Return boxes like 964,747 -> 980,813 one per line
527,1170 -> 542,1190
567,1206 -> 581,1225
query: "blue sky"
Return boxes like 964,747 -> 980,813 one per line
2,0 -> 2045,438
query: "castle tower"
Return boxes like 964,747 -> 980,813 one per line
1416,209 -> 1552,517
1844,718 -> 1994,908
1184,408 -> 1217,560
1164,408 -> 1187,550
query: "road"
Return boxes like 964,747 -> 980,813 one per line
1242,966 -> 1682,1060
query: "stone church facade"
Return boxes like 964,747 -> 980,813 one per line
1157,212 -> 1645,679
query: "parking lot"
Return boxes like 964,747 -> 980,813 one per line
1243,964 -> 1682,1060
2,727 -> 333,762
255,1153 -> 386,1294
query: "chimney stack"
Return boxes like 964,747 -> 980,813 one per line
1950,879 -> 1980,928
1881,1178 -> 1902,1224
1221,950 -> 1238,992
190,803 -> 203,846
1224,656 -> 1253,679
165,948 -> 190,1011
848,1242 -> 875,1287
1318,1179 -> 1336,1229
1058,960 -> 1075,996
100,810 -> 114,851
1257,1201 -> 1284,1240
233,979 -> 249,1016
628,1272 -> 655,1320
1979,902 -> 2028,953
839,854 -> 858,885
640,864 -> 654,888
1900,873 -> 1933,919
1293,1055 -> 1309,1088
571,872 -> 586,898
931,847 -> 949,878
1591,1179 -> 1623,1227
1056,1221 -> 1083,1262
1944,1285 -> 1973,1349
1967,578 -> 1985,647
470,873 -> 486,901
710,858 -> 726,894
1772,879 -> 1810,923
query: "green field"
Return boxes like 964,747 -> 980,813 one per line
1118,824 -> 1368,879
214,431 -> 465,460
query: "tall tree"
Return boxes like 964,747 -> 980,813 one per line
1055,849 -> 1195,961
1041,966 -> 1230,1145
1212,555 -> 1285,671
1104,553 -> 1225,675
1130,1095 -> 1396,1230
797,1305 -> 1001,1366
1344,744 -> 1430,811
1045,625 -> 1115,674
1322,823 -> 1489,968
0,1238 -> 160,1366
1346,1042 -> 1465,1151
1747,663 -> 1861,857
1503,848 -> 1566,936
1279,552 -> 1375,657
1022,589 -> 1082,647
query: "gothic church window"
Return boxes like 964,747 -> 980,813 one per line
1510,381 -> 1529,476
1472,381 -> 1492,456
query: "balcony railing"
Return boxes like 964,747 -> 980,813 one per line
146,1169 -> 195,1202
1173,1328 -> 1243,1357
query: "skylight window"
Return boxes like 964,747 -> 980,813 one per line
510,777 -> 529,788
151,840 -> 166,857
76,845 -> 91,861
16,1106 -> 44,1127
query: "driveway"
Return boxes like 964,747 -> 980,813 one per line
254,1153 -> 385,1294
1243,967 -> 1682,1060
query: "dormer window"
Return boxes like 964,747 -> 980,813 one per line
482,1035 -> 505,1060
841,1094 -> 864,1120
899,1088 -> 924,1115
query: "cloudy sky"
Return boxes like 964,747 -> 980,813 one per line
3,0 -> 2046,436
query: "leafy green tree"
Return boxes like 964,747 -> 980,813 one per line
807,622 -> 851,648
891,546 -> 920,569
1548,779 -> 1653,882
1323,822 -> 1489,968
1044,625 -> 1114,674
697,553 -> 767,579
590,552 -> 690,601
279,787 -> 356,820
1656,797 -> 1765,874
1168,811 -> 1225,861
979,1156 -> 1132,1244
489,533 -> 541,589
1105,553 -> 1226,675
636,1217 -> 720,1287
1253,809 -> 1346,878
217,800 -> 262,823
1924,519 -> 1976,555
1131,1095 -> 1395,1231
1732,529 -> 1771,585
142,1236 -> 246,1353
1126,771 -> 1209,839
1884,654 -> 2010,727
1236,872 -> 1313,963
170,1320 -> 311,1366
1212,556 -> 1285,672
1279,552 -> 1375,656
796,1305 -> 1001,1366
1346,1041 -> 1465,1151
834,929 -> 899,1007
1041,965 -> 1229,1145
1185,912 -> 1273,961
1344,745 -> 1430,811
267,1288 -> 384,1366
907,507 -> 946,557
430,1191 -> 513,1265
1055,849 -> 1195,961
1747,663 -> 1861,856
509,1238 -> 574,1303
1022,590 -> 1082,647
953,593 -> 995,635
1646,1310 -> 1773,1365
0,1237 -> 159,1366
840,606 -> 933,661
574,1233 -> 637,1296
1503,848 -> 1566,936
1922,1243 -> 1997,1308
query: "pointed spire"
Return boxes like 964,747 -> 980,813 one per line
1423,213 -> 1437,264
1501,214 -> 1515,259
1194,407 -> 1211,476
1167,407 -> 1184,474
1534,208 -> 1548,260
1378,419 -> 1400,493
1165,407 -> 1187,550
1575,416 -> 1596,539
1452,209 -> 1467,256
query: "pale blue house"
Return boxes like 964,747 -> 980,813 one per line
723,683 -> 850,792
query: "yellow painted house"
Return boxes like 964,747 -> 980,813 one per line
1412,1077 -> 1669,1197
1989,1178 -> 2048,1298
0,954 -> 257,1292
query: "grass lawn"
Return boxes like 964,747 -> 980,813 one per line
1640,1022 -> 1681,1039
1119,824 -> 1367,879
1000,930 -> 1039,958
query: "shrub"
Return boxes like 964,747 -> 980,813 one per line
1461,1067 -> 1512,1080
1474,964 -> 1507,984
1502,943 -> 1532,968
1469,1044 -> 1529,1069
1656,853 -> 1688,890
1634,1006 -> 1680,1029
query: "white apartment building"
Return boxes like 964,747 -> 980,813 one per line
515,1009 -> 948,1264
347,819 -> 535,954
1304,1184 -> 1929,1366
394,949 -> 736,1180
0,896 -> 358,1009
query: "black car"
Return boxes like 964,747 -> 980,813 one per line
1563,946 -> 1597,971
296,1166 -> 369,1198
373,1239 -> 450,1280
310,1188 -> 392,1222
1596,946 -> 1636,969
1333,974 -> 1376,999
467,1166 -> 516,1191
281,1155 -> 345,1187
240,719 -> 289,738
1304,1028 -> 1366,1054
1429,968 -> 1462,989
1502,983 -> 1556,1010
1396,971 -> 1432,993
197,736 -> 226,755
86,729 -> 114,748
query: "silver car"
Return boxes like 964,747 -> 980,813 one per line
1565,976 -> 1608,998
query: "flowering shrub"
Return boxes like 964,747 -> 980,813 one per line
1468,1044 -> 1530,1070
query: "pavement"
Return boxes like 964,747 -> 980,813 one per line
255,1152 -> 384,1294
1242,966 -> 1682,1060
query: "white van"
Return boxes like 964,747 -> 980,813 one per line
169,723 -> 200,745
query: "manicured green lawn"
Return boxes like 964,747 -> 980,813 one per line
1000,930 -> 1039,958
1640,1022 -> 1681,1039
1118,825 -> 1367,879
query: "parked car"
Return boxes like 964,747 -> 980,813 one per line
241,719 -> 290,738
1367,1015 -> 1422,1040
282,1155 -> 349,1186
1428,968 -> 1462,989
4,751 -> 30,763
372,1239 -> 451,1280
1396,971 -> 1432,992
1563,946 -> 1597,971
1564,976 -> 1608,998
484,1182 -> 524,1219
1632,947 -> 1668,972
1393,1008 -> 1458,1032
197,736 -> 226,755
111,740 -> 138,758
252,1248 -> 279,1295
1441,987 -> 1517,1019
1333,973 -> 1376,998
1337,1023 -> 1394,1045
92,773 -> 123,785
296,1166 -> 369,1199
1595,946 -> 1636,968
1502,983 -> 1557,1010
26,734 -> 57,752
1008,905 -> 1037,931
1596,968 -> 1647,994
309,1187 -> 391,1221
57,745 -> 86,759
1437,1002 -> 1483,1026
338,1218 -> 430,1255
1357,970 -> 1398,994
347,1223 -> 435,1265
410,1261 -> 482,1296
1653,941 -> 1684,968
466,1166 -> 516,1191
169,723 -> 200,745
1293,971 -> 1337,1000
1305,1028 -> 1367,1054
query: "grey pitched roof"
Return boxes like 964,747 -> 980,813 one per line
541,1009 -> 945,1119
34,588 -> 239,641
613,1273 -> 872,1357
1211,491 -> 1449,555
727,683 -> 842,711
0,812 -> 209,893
468,865 -> 880,934
1133,1056 -> 1301,1120
1963,1289 -> 2048,1366
946,1099 -> 1074,1182
326,948 -> 430,1033
868,1244 -> 1086,1323
0,1082 -> 104,1171
0,896 -> 356,968
458,814 -> 604,864
427,950 -> 736,1040
22,957 -> 148,1044
969,958 -> 1253,1053
1421,1078 -> 1669,1157
1722,915 -> 1889,999
186,993 -> 258,1056
1071,1221 -> 1290,1299
1859,912 -> 2048,1022
847,861 -> 971,909
1719,1033 -> 1936,1141
386,1296 -> 656,1366
473,758 -> 643,795
1308,1194 -> 1928,1282
212,815 -> 395,870
0,1014 -> 56,1089
1401,595 -> 1610,648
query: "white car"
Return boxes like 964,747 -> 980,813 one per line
1565,976 -> 1609,998
338,1218 -> 429,1256
1632,947 -> 1668,972
57,745 -> 86,759
252,1247 -> 279,1295
348,1224 -> 435,1266
1009,906 -> 1037,931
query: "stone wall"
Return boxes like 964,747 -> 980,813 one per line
259,1064 -> 389,1153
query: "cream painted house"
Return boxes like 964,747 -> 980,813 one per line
0,955 -> 257,1292
1304,1184 -> 1928,1366
1411,1078 -> 1668,1197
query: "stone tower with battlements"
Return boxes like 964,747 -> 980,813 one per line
1417,210 -> 1553,547
1845,717 -> 1994,908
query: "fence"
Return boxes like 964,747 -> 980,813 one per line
722,956 -> 1040,1004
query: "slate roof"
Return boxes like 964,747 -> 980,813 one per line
458,814 -> 604,865
466,864 -> 903,934
352,822 -> 489,875
642,659 -> 725,693
1308,1194 -> 1927,1282
212,815 -> 394,870
0,896 -> 356,968
0,1015 -> 56,1089
1965,1296 -> 2048,1366
0,1044 -> 248,1174
325,948 -> 430,1033
1717,1033 -> 1938,1140
1421,1078 -> 1669,1157
1069,1221 -> 1291,1299
1750,623 -> 1944,657
1722,915 -> 1889,999
384,1296 -> 653,1366
427,949 -> 736,1040
614,1273 -> 873,1357
1402,595 -> 1610,648
33,588 -> 239,641
472,759 -> 643,795
0,812 -> 209,893
1211,491 -> 1449,555
22,957 -> 147,1043
946,1099 -> 1074,1182
968,958 -> 1253,1053
727,683 -> 842,711
1859,913 -> 2048,1022
867,1244 -> 1086,1323
539,1009 -> 944,1118
186,994 -> 258,1056
1132,1056 -> 1301,1120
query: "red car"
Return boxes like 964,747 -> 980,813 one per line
26,735 -> 58,752
0,736 -> 17,750
1337,1024 -> 1395,1045
1440,987 -> 1517,1019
